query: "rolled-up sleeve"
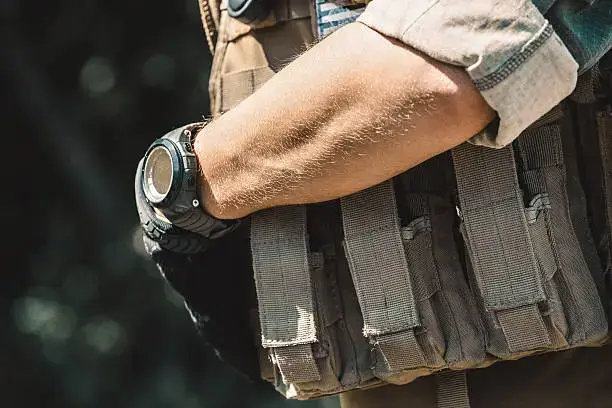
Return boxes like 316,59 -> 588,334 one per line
357,0 -> 579,148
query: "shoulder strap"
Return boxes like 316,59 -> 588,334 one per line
198,0 -> 219,55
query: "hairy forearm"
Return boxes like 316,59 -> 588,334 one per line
194,22 -> 495,220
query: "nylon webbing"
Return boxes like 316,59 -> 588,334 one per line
452,143 -> 550,352
497,304 -> 551,352
597,111 -> 612,266
518,122 -> 608,346
436,371 -> 471,408
570,64 -> 600,104
377,330 -> 426,370
340,180 -> 426,370
274,344 -> 321,383
218,0 -> 310,113
220,66 -> 275,112
251,205 -> 320,382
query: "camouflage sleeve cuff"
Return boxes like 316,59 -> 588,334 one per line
357,0 -> 579,148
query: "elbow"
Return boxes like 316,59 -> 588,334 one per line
428,61 -> 496,133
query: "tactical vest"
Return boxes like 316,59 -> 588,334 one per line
200,0 -> 612,404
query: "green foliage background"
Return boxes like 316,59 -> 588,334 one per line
1,1 -> 339,407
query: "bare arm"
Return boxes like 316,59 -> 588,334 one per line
194,22 -> 495,220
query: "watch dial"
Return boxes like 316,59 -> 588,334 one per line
144,145 -> 173,203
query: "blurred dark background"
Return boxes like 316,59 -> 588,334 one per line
1,1 -> 338,407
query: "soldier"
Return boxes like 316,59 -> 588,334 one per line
135,1 -> 612,407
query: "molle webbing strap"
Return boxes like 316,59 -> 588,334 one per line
436,371 -> 471,408
217,0 -> 311,113
220,66 -> 276,112
250,206 -> 321,383
518,122 -> 608,345
496,304 -> 550,351
452,143 -> 551,352
340,180 -> 426,370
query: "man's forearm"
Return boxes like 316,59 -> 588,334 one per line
194,22 -> 495,220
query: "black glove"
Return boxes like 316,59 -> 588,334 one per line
136,163 -> 260,380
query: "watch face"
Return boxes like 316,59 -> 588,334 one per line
143,145 -> 173,204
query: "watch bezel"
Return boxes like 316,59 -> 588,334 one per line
142,138 -> 184,209
140,122 -> 240,239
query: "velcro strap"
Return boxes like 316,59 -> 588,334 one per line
340,180 -> 426,369
274,344 -> 321,383
452,143 -> 550,351
251,205 -> 316,346
377,330 -> 426,370
220,66 -> 275,112
251,205 -> 320,382
497,304 -> 550,352
453,143 -> 546,309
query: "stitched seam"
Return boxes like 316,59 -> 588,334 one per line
474,23 -> 554,91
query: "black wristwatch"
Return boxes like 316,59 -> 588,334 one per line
136,123 -> 239,253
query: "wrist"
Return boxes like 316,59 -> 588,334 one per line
198,169 -> 246,220
138,123 -> 241,239
194,122 -> 259,220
